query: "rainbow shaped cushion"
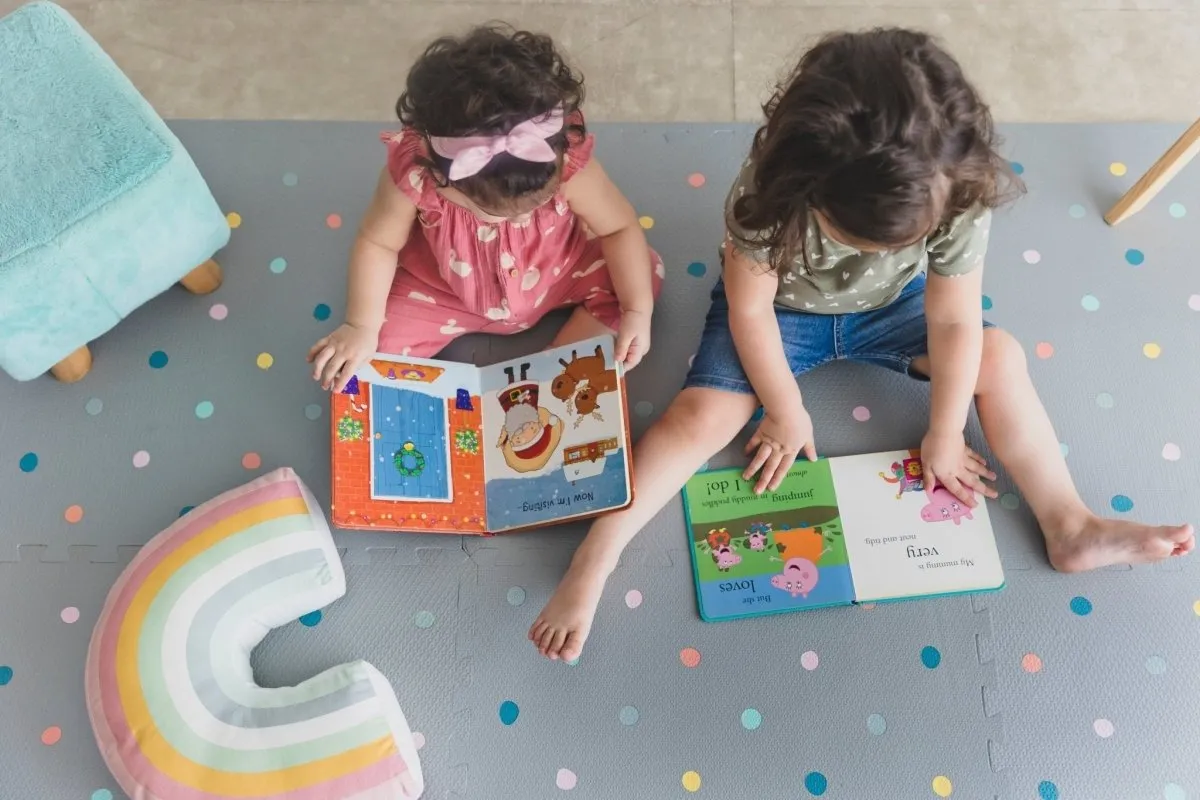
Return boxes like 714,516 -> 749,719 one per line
85,467 -> 424,799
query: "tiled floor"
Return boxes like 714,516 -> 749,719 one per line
4,0 -> 1198,123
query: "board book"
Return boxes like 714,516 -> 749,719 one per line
681,450 -> 1004,621
330,335 -> 633,534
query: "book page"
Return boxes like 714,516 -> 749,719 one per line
479,335 -> 631,532
681,463 -> 856,621
832,451 -> 1005,603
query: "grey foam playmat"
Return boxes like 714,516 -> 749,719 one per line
2,121 -> 1198,800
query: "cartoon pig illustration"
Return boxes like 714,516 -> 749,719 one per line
771,557 -> 819,598
712,544 -> 742,572
920,487 -> 974,525
747,532 -> 769,551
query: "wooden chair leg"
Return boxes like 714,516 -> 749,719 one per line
50,345 -> 92,383
1105,118 -> 1200,226
179,259 -> 224,295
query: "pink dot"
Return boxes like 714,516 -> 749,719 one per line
556,768 -> 578,791
1163,443 -> 1182,461
1021,652 -> 1043,673
680,647 -> 702,668
241,452 -> 262,470
1023,250 -> 1041,264
859,603 -> 877,611
624,590 -> 643,609
1035,342 -> 1054,359
1093,718 -> 1114,738
41,726 -> 61,745
800,650 -> 819,671
1189,294 -> 1200,311
209,303 -> 228,321
64,505 -> 83,524
412,731 -> 426,750
132,450 -> 150,469
326,213 -> 343,229
60,606 -> 80,624
852,405 -> 871,422
687,173 -> 706,188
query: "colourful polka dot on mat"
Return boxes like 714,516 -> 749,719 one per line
1070,596 -> 1093,616
1144,342 -> 1162,359
326,213 -> 343,230
226,211 -> 242,228
920,645 -> 942,669
1096,392 -> 1115,409
304,404 -> 322,421
1022,653 -> 1043,673
1145,655 -> 1168,675
313,303 -> 332,321
619,705 -> 639,726
499,700 -> 520,726
1060,442 -> 1070,457
1035,342 -> 1054,359
506,586 -> 526,606
804,771 -> 828,796
1093,718 -> 1114,738
680,647 -> 702,668
1126,248 -> 1145,266
556,768 -> 578,791
132,450 -> 150,469
1000,493 -> 1019,510
638,216 -> 654,230
687,261 -> 707,278
866,713 -> 887,735
241,452 -> 262,470
269,257 -> 287,274
148,350 -> 168,369
85,397 -> 104,416
209,303 -> 228,321
1190,295 -> 1200,312
801,650 -> 819,671
60,606 -> 80,624
681,771 -> 701,793
412,732 -> 425,750
414,610 -> 436,629
178,506 -> 194,517
1068,204 -> 1086,219
1039,779 -> 1060,800
1081,294 -> 1100,311
194,400 -> 214,419
1010,161 -> 1024,175
282,172 -> 298,187
1022,250 -> 1041,264
41,726 -> 62,745
1164,783 -> 1187,800
0,666 -> 12,685
1111,494 -> 1134,512
1169,203 -> 1187,219
634,400 -> 654,417
688,173 -> 706,188
565,656 -> 580,667
91,790 -> 114,800
1163,443 -> 1182,461
64,505 -> 84,524
18,452 -> 38,472
1109,162 -> 1127,176
981,294 -> 993,311
1193,599 -> 1200,616
932,775 -> 953,797
852,406 -> 871,422
741,708 -> 763,730
298,610 -> 322,627
256,352 -> 274,370
751,406 -> 765,422
624,589 -> 643,609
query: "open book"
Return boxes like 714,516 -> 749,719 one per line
330,335 -> 634,534
681,450 -> 1004,621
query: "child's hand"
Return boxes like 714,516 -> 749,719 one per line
307,323 -> 380,392
615,309 -> 651,370
744,405 -> 817,494
920,429 -> 998,507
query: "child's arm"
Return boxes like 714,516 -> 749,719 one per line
308,168 -> 416,392
561,158 -> 655,368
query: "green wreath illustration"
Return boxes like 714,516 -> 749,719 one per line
393,441 -> 426,478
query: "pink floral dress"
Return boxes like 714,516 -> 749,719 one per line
378,128 -> 664,357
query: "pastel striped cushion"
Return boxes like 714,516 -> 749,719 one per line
85,467 -> 424,799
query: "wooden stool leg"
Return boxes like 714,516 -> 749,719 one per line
179,259 -> 224,295
50,345 -> 92,383
1105,118 -> 1200,226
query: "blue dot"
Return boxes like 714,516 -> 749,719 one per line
299,610 -> 322,627
1038,780 -> 1060,800
313,303 -> 332,321
1164,784 -> 1187,800
91,791 -> 114,800
148,350 -> 168,369
1145,655 -> 1168,675
866,713 -> 887,735
499,700 -> 520,725
414,610 -> 436,628
85,398 -> 104,416
1070,596 -> 1093,616
635,401 -> 654,418
1068,204 -> 1086,219
804,771 -> 828,796
751,407 -> 765,422
282,172 -> 298,187
1111,494 -> 1134,513
687,261 -> 707,278
18,452 -> 38,473
270,257 -> 288,274
741,708 -> 762,730
1010,161 -> 1025,175
619,705 -> 639,726
0,665 -> 13,685
178,505 -> 194,517
1081,294 -> 1100,311
1169,203 -> 1186,219
304,404 -> 323,421
1125,249 -> 1145,266
921,645 -> 942,669
981,294 -> 993,311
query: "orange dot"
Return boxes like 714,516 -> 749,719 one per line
41,726 -> 62,745
241,452 -> 262,470
326,213 -> 343,229
687,173 -> 706,188
1021,652 -> 1043,673
680,647 -> 702,668
64,505 -> 83,524
225,211 -> 242,229
1035,342 -> 1054,359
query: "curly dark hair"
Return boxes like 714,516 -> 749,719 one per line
732,28 -> 1023,273
397,24 -> 586,214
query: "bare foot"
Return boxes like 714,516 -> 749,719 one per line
1045,513 -> 1194,572
529,563 -> 608,662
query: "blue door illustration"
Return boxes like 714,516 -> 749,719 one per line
371,386 -> 451,501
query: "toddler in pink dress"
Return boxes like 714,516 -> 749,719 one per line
309,26 -> 663,391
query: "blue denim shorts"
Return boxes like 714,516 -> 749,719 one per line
685,274 -> 993,395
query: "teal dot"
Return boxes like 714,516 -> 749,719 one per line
751,407 -> 765,422
1060,442 -> 1070,457
194,401 -> 214,419
1068,204 -> 1086,219
499,700 -> 520,725
866,714 -> 887,735
565,656 -> 580,667
18,452 -> 38,473
414,610 -> 436,629
148,350 -> 168,368
920,645 -> 941,669
1146,655 -> 1168,675
1070,596 -> 1093,616
313,303 -> 331,321
619,705 -> 639,726
981,294 -> 993,311
1010,161 -> 1025,175
804,771 -> 828,796
1125,249 -> 1145,266
282,172 -> 298,187
1164,782 -> 1187,800
299,610 -> 322,627
1039,780 -> 1059,800
91,790 -> 114,800
687,261 -> 707,278
506,586 -> 526,606
0,665 -> 13,685
270,257 -> 288,274
634,401 -> 654,417
740,708 -> 762,730
1096,392 -> 1115,409
1081,294 -> 1100,311
1168,203 -> 1186,219
1000,493 -> 1020,510
178,505 -> 194,517
85,398 -> 104,416
1111,494 -> 1134,513
304,404 -> 323,421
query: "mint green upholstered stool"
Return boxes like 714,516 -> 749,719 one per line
0,2 -> 230,382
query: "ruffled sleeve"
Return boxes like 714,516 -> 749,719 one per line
560,112 -> 595,182
381,129 -> 434,208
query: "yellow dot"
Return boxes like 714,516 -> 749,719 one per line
256,352 -> 274,370
1109,162 -> 1127,177
932,775 -> 953,797
226,211 -> 242,229
638,215 -> 654,230
1193,599 -> 1200,616
681,771 -> 701,792
1143,342 -> 1161,359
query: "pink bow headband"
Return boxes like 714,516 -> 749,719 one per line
429,106 -> 565,181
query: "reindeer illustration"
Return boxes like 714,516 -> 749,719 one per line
551,344 -> 618,427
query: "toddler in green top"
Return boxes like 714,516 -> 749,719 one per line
530,28 -> 1194,662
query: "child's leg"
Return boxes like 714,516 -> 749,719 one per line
378,279 -> 488,358
541,246 -> 666,348
530,387 -> 758,660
